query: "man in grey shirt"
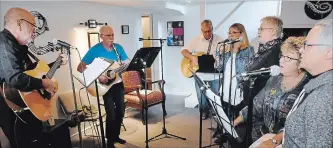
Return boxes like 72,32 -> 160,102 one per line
283,19 -> 333,148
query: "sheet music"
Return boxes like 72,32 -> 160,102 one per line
75,57 -> 114,87
190,69 -> 239,139
205,89 -> 239,138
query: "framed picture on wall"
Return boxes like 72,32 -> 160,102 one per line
167,21 -> 184,46
121,25 -> 129,34
88,32 -> 100,48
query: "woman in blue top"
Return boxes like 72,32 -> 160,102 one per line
218,23 -> 254,113
213,23 -> 254,143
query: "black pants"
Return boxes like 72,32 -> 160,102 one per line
102,82 -> 125,144
214,101 -> 250,148
0,96 -> 72,148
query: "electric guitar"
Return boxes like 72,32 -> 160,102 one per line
0,54 -> 63,122
181,52 -> 205,78
86,62 -> 130,97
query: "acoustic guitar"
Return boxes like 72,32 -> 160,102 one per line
181,52 -> 205,78
86,62 -> 129,97
0,54 -> 63,122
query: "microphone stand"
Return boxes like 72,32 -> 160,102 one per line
65,46 -> 84,148
138,38 -> 186,148
244,76 -> 257,147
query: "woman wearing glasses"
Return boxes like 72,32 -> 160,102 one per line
231,37 -> 310,148
213,23 -> 254,143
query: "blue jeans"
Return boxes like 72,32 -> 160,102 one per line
195,79 -> 221,111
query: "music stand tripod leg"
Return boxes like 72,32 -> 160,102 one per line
94,80 -> 107,148
146,67 -> 186,143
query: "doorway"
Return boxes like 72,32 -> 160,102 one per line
141,15 -> 153,90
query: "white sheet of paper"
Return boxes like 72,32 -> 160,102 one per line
205,89 -> 239,138
191,70 -> 239,139
75,58 -> 114,87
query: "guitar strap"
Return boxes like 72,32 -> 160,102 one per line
113,44 -> 122,65
206,35 -> 214,54
27,50 -> 40,62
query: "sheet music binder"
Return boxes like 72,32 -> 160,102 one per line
126,47 -> 161,71
74,57 -> 114,87
197,54 -> 216,73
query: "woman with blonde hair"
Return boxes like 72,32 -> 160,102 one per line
218,23 -> 254,111
213,23 -> 254,144
231,36 -> 310,148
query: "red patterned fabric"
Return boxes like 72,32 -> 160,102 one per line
122,71 -> 164,107
125,90 -> 163,105
121,71 -> 141,93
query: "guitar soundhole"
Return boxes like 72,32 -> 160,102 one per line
105,77 -> 116,85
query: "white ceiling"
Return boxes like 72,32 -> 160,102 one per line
84,0 -> 242,16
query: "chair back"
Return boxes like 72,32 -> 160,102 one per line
121,71 -> 142,93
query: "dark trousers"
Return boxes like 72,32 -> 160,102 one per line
215,101 -> 250,148
0,96 -> 72,148
102,82 -> 125,143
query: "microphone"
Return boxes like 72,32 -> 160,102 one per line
239,65 -> 280,77
218,37 -> 243,44
53,39 -> 73,48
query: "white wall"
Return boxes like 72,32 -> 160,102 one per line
280,1 -> 333,28
0,1 -> 143,95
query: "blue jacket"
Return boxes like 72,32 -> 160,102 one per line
218,46 -> 254,87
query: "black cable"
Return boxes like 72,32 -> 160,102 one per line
14,116 -> 19,148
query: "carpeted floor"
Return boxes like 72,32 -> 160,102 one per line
70,94 -> 221,148
0,94 -> 223,148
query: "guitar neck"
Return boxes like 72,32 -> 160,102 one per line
113,63 -> 130,74
46,56 -> 62,79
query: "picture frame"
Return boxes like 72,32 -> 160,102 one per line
167,21 -> 184,46
121,25 -> 129,34
87,32 -> 100,48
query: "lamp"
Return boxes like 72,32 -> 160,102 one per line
80,19 -> 107,28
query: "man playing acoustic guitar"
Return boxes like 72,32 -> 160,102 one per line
77,25 -> 129,148
181,20 -> 223,120
0,8 -> 68,148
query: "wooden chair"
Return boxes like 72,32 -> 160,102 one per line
121,71 -> 166,124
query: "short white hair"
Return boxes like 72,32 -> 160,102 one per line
314,19 -> 333,49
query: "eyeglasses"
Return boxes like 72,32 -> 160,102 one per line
228,31 -> 241,35
202,29 -> 212,34
17,19 -> 38,36
101,34 -> 114,37
303,41 -> 332,50
279,54 -> 299,62
18,19 -> 38,28
258,27 -> 273,31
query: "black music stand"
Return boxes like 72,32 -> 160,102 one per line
127,47 -> 186,148
190,69 -> 242,148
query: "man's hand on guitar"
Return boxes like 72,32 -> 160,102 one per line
42,79 -> 57,96
98,75 -> 109,84
190,55 -> 198,66
60,53 -> 68,65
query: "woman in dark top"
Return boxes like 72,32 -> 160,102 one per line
243,16 -> 284,106
232,37 -> 309,148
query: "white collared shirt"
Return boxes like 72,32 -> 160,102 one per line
182,34 -> 223,81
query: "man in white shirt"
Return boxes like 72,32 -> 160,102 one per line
181,20 -> 223,120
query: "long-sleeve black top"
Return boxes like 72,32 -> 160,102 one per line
0,29 -> 45,91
